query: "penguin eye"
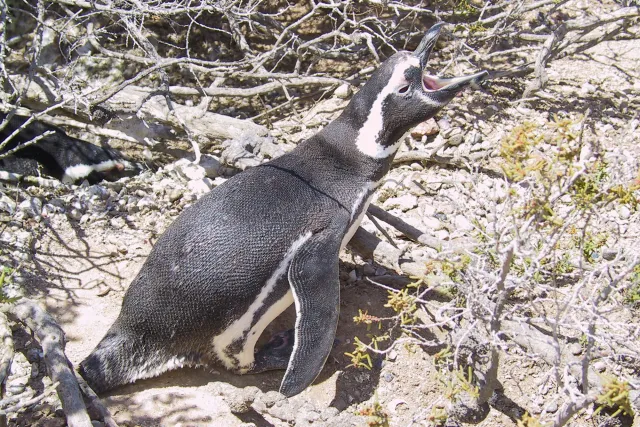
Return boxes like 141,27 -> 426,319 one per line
398,85 -> 410,94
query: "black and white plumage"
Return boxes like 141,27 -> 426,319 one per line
0,113 -> 143,184
79,24 -> 487,397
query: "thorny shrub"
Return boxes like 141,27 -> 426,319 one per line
346,115 -> 639,426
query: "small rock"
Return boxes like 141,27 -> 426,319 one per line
18,197 -> 42,218
363,264 -> 376,276
545,401 -> 558,414
465,130 -> 482,145
347,269 -> 358,284
602,248 -> 617,261
334,83 -> 352,99
0,194 -> 16,214
137,196 -> 158,211
198,154 -> 222,178
437,117 -> 451,130
436,229 -> 449,240
619,205 -> 631,220
581,82 -> 597,94
167,189 -> 184,203
593,361 -> 606,373
375,267 -> 387,276
88,185 -> 108,200
447,134 -> 464,146
454,215 -> 474,232
411,119 -> 439,139
109,217 -> 126,229
569,343 -> 582,356
383,194 -> 417,211
387,350 -> 397,361
175,159 -> 206,181
441,126 -> 461,139
383,372 -> 394,382
188,178 -> 214,195
423,216 -> 442,231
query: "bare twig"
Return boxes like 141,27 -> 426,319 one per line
5,299 -> 91,427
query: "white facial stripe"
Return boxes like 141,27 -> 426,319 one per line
212,232 -> 312,369
355,57 -> 419,159
62,159 -> 123,183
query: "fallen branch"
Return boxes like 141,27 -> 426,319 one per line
75,373 -> 119,427
393,151 -> 505,178
0,381 -> 58,417
4,299 -> 92,427
0,312 -> 12,427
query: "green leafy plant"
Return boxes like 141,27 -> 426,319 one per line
594,376 -> 634,418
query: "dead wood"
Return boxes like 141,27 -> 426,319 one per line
4,299 -> 92,427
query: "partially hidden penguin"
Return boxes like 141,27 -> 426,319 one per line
0,113 -> 143,184
80,24 -> 487,397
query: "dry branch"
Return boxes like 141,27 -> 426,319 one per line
4,299 -> 91,427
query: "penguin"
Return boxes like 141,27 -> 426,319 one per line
0,113 -> 143,184
79,23 -> 487,397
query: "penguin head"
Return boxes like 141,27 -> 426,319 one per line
348,23 -> 487,159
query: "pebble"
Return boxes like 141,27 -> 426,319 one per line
334,83 -> 352,99
167,189 -> 184,203
383,194 -> 417,211
619,205 -> 631,220
347,269 -> 358,284
383,372 -> 394,382
581,82 -> 597,94
175,159 -> 206,181
569,343 -> 582,356
18,197 -> 42,218
447,134 -> 464,146
187,178 -> 213,195
593,361 -> 606,372
423,216 -> 442,231
454,215 -> 474,232
545,401 -> 558,413
602,248 -> 617,261
0,194 -> 16,214
465,130 -> 483,145
410,119 -> 439,139
435,229 -> 449,240
363,263 -> 376,276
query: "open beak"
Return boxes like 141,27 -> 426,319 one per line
422,71 -> 489,93
414,23 -> 443,69
415,23 -> 488,95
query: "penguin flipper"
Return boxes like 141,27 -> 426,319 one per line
279,230 -> 341,397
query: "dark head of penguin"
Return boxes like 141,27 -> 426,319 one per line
345,23 -> 488,149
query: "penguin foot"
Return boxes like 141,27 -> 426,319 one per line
250,329 -> 295,373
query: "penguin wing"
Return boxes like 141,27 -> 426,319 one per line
279,226 -> 342,397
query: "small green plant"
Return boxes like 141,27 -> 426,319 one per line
0,266 -> 19,304
427,405 -> 448,426
517,412 -> 545,427
384,288 -> 418,325
357,398 -> 389,427
345,337 -> 373,370
623,265 -> 640,307
594,375 -> 634,418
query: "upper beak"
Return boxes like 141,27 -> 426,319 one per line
414,23 -> 444,69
